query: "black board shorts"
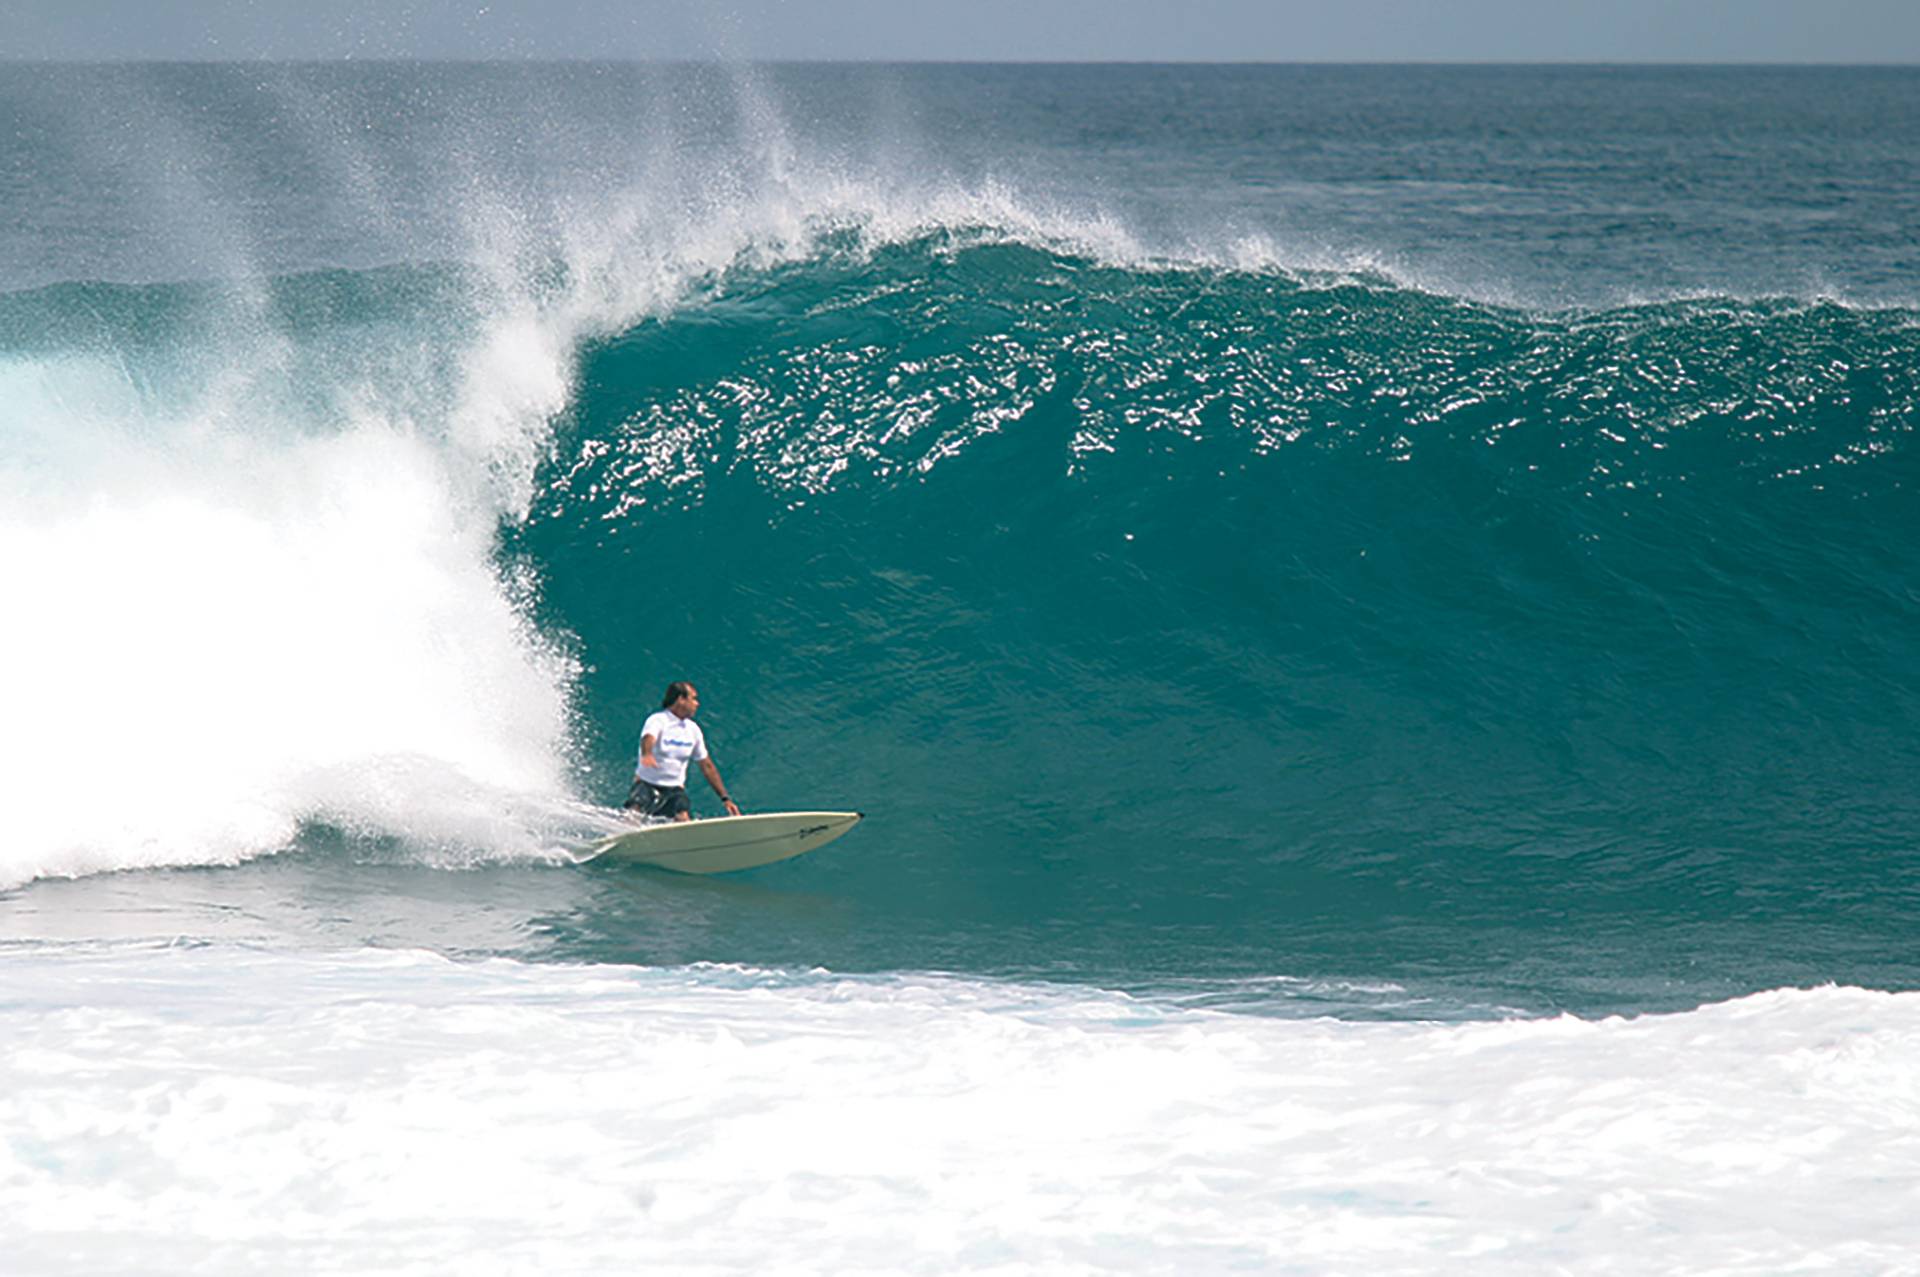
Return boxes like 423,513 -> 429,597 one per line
624,777 -> 690,819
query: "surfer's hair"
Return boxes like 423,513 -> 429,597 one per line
662,681 -> 695,709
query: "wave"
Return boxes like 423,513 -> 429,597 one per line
0,183 -> 1170,890
516,235 -> 1920,931
3,208 -> 1917,941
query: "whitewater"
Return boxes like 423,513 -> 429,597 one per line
3,62 -> 1919,1272
4,945 -> 1915,1274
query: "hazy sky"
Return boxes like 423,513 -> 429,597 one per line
4,0 -> 1918,63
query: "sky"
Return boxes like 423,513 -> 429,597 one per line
2,0 -> 1918,63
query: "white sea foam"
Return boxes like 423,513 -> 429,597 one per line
0,340 -> 583,889
2,944 -> 1916,1275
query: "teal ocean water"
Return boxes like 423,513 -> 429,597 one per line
4,64 -> 1918,1016
7,63 -> 1920,1271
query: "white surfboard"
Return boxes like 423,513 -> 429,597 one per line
584,811 -> 862,874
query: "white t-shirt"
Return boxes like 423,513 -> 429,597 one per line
636,709 -> 708,788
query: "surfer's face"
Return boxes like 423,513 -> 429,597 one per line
673,687 -> 699,717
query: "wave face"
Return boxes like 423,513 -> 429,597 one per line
519,240 -> 1920,979
2,63 -> 1918,1009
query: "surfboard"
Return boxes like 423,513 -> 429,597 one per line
583,811 -> 862,874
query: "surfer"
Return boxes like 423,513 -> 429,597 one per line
625,681 -> 741,822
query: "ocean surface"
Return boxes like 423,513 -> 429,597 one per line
3,63 -> 1919,1271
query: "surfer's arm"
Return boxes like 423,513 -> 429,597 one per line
640,733 -> 659,770
698,757 -> 740,814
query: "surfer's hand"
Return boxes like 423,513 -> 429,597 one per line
721,798 -> 740,815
